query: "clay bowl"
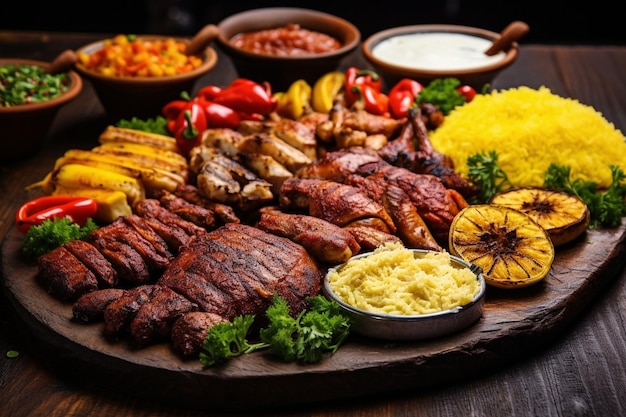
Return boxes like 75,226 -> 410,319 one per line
323,248 -> 486,341
217,7 -> 360,91
362,23 -> 524,90
74,26 -> 219,120
0,56 -> 83,162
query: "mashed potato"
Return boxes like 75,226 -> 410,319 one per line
327,242 -> 481,316
429,86 -> 626,189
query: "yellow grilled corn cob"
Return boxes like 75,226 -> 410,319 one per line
29,163 -> 145,206
99,125 -> 179,152
55,150 -> 185,193
51,186 -> 132,223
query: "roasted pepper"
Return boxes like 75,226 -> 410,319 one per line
388,78 -> 423,119
344,67 -> 383,108
275,79 -> 312,120
173,101 -> 207,157
199,78 -> 278,119
16,196 -> 98,233
195,98 -> 241,128
351,85 -> 389,116
311,71 -> 345,113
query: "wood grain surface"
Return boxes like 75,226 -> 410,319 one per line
2,222 -> 625,411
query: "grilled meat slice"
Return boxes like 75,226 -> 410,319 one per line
103,285 -> 160,339
256,207 -> 361,264
134,198 -> 207,238
279,178 -> 396,233
130,285 -> 198,346
158,190 -> 217,231
171,311 -> 227,357
63,239 -> 118,287
201,127 -> 245,157
87,234 -> 151,285
158,223 -> 323,320
237,132 -> 312,173
343,225 -> 403,251
137,216 -> 195,253
88,217 -> 171,281
122,214 -> 173,258
37,246 -> 99,302
235,152 -> 293,195
170,184 -> 240,225
72,288 -> 126,322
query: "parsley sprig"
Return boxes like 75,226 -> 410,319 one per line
544,164 -> 626,228
466,150 -> 512,204
199,294 -> 351,367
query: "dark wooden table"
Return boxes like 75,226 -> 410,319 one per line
1,31 -> 626,417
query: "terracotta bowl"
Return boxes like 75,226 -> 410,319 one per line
0,57 -> 82,162
75,31 -> 218,120
217,7 -> 360,91
362,24 -> 521,90
323,249 -> 486,341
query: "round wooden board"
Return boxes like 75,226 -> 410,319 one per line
2,224 -> 625,411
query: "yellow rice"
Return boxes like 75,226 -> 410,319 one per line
327,242 -> 480,316
429,86 -> 626,189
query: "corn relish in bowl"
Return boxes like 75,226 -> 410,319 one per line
75,32 -> 218,119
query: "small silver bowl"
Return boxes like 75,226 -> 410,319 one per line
323,249 -> 486,341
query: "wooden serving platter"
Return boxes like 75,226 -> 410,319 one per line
2,224 -> 625,411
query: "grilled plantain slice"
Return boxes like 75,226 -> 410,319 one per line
490,187 -> 590,247
449,204 -> 555,289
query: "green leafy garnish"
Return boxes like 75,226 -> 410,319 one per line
466,150 -> 511,203
116,115 -> 169,135
21,217 -> 99,258
544,164 -> 626,228
416,78 -> 466,115
199,294 -> 351,367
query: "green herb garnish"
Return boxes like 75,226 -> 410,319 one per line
466,150 -> 511,203
0,64 -> 71,107
199,294 -> 351,367
416,78 -> 467,115
116,115 -> 170,135
22,217 -> 99,258
544,164 -> 626,228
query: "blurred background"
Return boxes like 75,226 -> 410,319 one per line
3,0 -> 624,45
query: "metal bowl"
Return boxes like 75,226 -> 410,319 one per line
323,249 -> 486,341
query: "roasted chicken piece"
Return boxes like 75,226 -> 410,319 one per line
343,225 -> 403,251
256,207 -> 361,264
235,152 -> 293,195
200,127 -> 245,157
189,146 -> 274,211
296,146 -> 382,182
237,132 -> 312,173
316,103 -> 405,149
279,177 -> 396,233
379,107 -> 480,199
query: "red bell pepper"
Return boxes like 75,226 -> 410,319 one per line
344,67 -> 383,108
388,78 -> 423,119
195,98 -> 241,129
351,85 -> 389,116
199,78 -> 277,117
174,101 -> 207,157
16,196 -> 98,233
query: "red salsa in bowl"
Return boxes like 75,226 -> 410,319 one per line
230,23 -> 342,56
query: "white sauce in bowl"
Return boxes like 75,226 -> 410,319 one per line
372,32 -> 506,71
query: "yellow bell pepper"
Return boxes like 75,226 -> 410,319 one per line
275,79 -> 312,120
311,71 -> 345,113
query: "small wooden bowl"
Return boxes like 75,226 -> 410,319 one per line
75,30 -> 218,120
362,24 -> 520,90
0,58 -> 82,162
217,7 -> 360,91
